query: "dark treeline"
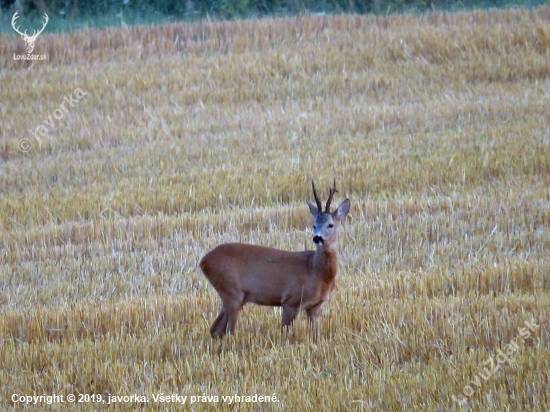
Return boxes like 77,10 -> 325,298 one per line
0,0 -> 545,21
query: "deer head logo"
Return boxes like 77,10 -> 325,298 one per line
11,11 -> 49,54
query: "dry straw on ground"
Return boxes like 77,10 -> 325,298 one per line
0,6 -> 549,411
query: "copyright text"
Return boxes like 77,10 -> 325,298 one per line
11,392 -> 280,405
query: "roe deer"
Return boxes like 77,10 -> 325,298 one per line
199,180 -> 350,338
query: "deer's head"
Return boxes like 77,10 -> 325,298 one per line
12,11 -> 49,54
307,180 -> 350,247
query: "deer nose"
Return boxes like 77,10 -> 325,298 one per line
313,235 -> 324,244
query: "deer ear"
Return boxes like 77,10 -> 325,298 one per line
333,199 -> 350,221
307,200 -> 319,216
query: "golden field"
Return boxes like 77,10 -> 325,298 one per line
1,7 -> 549,411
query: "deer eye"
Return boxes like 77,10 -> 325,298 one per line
328,224 -> 334,228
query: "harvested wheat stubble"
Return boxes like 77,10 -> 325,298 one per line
1,6 -> 549,411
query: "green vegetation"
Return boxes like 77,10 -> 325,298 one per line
0,0 -> 548,32
1,6 -> 549,411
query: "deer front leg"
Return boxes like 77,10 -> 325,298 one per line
306,303 -> 324,341
281,305 -> 299,332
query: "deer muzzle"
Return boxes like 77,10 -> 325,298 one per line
313,235 -> 324,244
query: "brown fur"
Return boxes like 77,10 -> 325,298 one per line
200,182 -> 350,338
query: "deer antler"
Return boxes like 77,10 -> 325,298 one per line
325,179 -> 338,212
11,11 -> 26,37
11,12 -> 49,38
33,13 -> 49,37
311,180 -> 323,213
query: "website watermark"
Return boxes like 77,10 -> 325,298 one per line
19,88 -> 89,152
11,11 -> 49,61
451,318 -> 540,405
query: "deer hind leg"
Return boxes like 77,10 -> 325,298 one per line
225,299 -> 243,336
210,308 -> 229,338
210,292 -> 245,338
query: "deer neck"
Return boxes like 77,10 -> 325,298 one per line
313,245 -> 338,283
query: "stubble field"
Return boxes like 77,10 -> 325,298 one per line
1,7 -> 549,411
